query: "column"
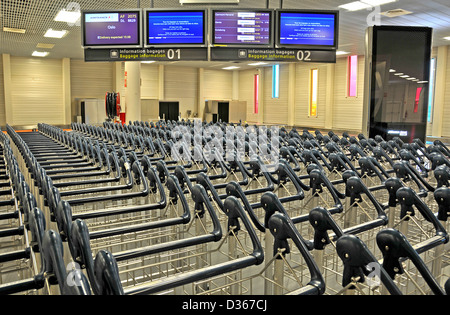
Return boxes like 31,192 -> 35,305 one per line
287,63 -> 296,127
431,45 -> 448,138
125,61 -> 141,123
62,58 -> 71,125
2,54 -> 12,125
198,67 -> 204,120
324,63 -> 335,130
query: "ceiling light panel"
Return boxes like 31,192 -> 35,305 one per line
54,10 -> 81,23
339,1 -> 372,11
44,29 -> 68,38
36,43 -> 55,49
361,0 -> 397,6
3,27 -> 26,34
32,51 -> 49,57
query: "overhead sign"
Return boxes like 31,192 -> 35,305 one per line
210,47 -> 336,63
84,47 -> 208,62
82,10 -> 142,49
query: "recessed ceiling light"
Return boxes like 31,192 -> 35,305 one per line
248,62 -> 268,66
394,72 -> 404,76
36,43 -> 55,49
381,8 -> 413,18
389,69 -> 396,72
32,51 -> 49,57
417,81 -> 428,84
336,51 -> 349,55
444,36 -> 450,41
54,9 -> 81,23
3,27 -> 26,34
339,1 -> 372,11
406,77 -> 416,80
361,0 -> 397,6
44,29 -> 68,38
400,75 -> 409,78
141,61 -> 156,64
222,66 -> 240,70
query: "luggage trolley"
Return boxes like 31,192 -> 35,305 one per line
0,130 -> 91,295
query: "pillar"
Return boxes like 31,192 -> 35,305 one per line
125,61 -> 141,123
431,45 -> 448,138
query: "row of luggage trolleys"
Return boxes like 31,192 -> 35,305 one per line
0,120 -> 449,295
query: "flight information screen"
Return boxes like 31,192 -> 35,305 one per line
146,10 -> 205,45
213,10 -> 272,46
278,12 -> 337,48
83,11 -> 141,47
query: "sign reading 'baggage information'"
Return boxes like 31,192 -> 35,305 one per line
210,47 -> 336,63
84,47 -> 208,62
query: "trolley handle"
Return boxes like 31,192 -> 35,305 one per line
279,159 -> 309,192
431,155 -> 450,173
268,212 -> 325,295
224,196 -> 264,264
29,207 -> 92,295
397,187 -> 448,237
301,149 -> 328,172
433,139 -> 450,157
399,149 -> 430,176
385,177 -> 405,208
69,219 -> 123,295
359,156 -> 390,182
434,186 -> 450,222
434,164 -> 450,188
280,146 -> 301,171
346,176 -> 388,219
336,234 -> 402,295
374,145 -> 396,168
393,161 -> 434,193
166,175 -> 190,223
226,181 -> 265,232
309,207 -> 344,250
328,152 -> 350,174
261,191 -> 314,250
155,160 -> 170,183
349,144 -> 366,160
309,168 -> 345,203
174,165 -> 194,192
410,142 -> 431,161
195,172 -> 225,213
377,229 -> 446,295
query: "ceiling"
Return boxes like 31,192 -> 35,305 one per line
0,0 -> 449,69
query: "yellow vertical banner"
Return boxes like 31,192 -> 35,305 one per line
310,68 -> 318,117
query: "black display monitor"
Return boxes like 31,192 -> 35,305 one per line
212,9 -> 274,48
366,26 -> 433,143
275,9 -> 339,50
145,9 -> 207,47
82,9 -> 143,48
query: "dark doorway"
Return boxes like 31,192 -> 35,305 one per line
159,101 -> 179,121
218,102 -> 229,123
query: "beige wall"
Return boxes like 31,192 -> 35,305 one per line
70,59 -> 114,122
9,56 -> 64,126
1,46 -> 450,138
0,56 -> 5,127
